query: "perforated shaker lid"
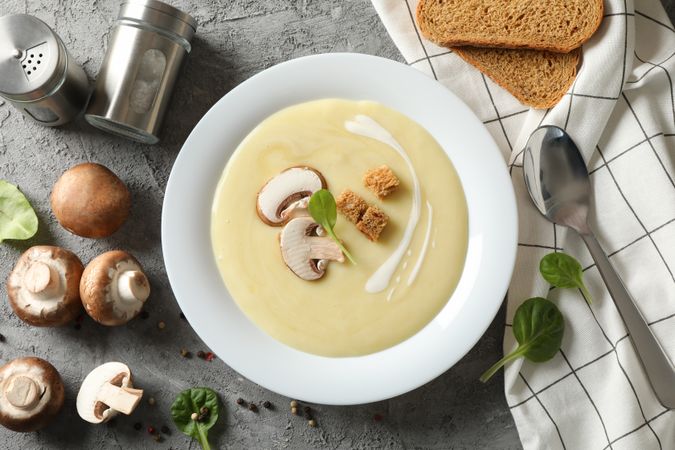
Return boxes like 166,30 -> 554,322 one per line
0,14 -> 64,101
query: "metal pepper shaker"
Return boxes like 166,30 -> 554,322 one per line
0,14 -> 90,126
85,0 -> 197,145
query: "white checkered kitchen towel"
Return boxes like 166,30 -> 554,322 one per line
371,0 -> 675,448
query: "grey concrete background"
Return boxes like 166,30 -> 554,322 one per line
0,1 -> 673,449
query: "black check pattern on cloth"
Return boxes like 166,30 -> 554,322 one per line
369,0 -> 675,448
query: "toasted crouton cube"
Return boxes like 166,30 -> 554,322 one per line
356,206 -> 388,241
336,189 -> 368,223
363,165 -> 400,198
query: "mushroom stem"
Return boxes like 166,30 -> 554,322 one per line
4,376 -> 40,410
117,271 -> 150,304
97,382 -> 143,415
309,237 -> 345,261
23,262 -> 60,297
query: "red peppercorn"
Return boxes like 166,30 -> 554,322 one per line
147,426 -> 156,434
373,414 -> 383,422
205,352 -> 215,361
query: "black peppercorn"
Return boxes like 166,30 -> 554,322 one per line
140,310 -> 149,319
133,422 -> 142,431
160,425 -> 170,434
236,398 -> 245,406
248,403 -> 258,413
263,400 -> 272,409
197,350 -> 206,359
303,406 -> 311,414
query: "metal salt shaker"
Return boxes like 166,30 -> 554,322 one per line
0,14 -> 90,126
85,0 -> 197,145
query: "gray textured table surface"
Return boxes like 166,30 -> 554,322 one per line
0,1 -> 673,449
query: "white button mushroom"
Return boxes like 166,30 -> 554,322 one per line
6,246 -> 84,327
76,362 -> 143,424
80,251 -> 150,326
280,217 -> 345,281
50,163 -> 131,238
0,357 -> 64,432
256,166 -> 326,226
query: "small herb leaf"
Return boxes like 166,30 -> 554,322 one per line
0,180 -> 38,243
540,252 -> 592,304
171,387 -> 220,450
480,297 -> 564,382
308,189 -> 355,264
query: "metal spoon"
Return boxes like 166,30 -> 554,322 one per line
523,125 -> 675,408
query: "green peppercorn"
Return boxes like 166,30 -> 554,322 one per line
308,419 -> 317,428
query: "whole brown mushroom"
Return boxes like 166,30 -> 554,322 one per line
50,163 -> 131,238
80,250 -> 150,326
7,246 -> 84,327
0,357 -> 65,432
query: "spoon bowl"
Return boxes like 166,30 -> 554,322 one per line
523,125 -> 591,233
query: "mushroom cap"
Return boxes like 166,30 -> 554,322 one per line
80,250 -> 150,326
6,246 -> 84,327
0,357 -> 64,432
50,163 -> 131,238
76,362 -> 136,424
279,217 -> 344,281
256,166 -> 326,226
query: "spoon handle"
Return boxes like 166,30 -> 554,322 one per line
580,231 -> 675,408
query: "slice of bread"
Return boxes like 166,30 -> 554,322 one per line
453,46 -> 579,109
417,0 -> 603,53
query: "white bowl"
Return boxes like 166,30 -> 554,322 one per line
162,53 -> 517,405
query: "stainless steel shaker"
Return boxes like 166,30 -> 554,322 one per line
0,14 -> 90,126
85,0 -> 197,144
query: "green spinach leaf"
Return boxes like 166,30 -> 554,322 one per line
480,297 -> 564,382
540,252 -> 592,304
0,180 -> 38,243
308,189 -> 355,264
171,387 -> 220,450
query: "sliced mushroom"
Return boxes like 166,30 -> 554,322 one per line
51,163 -> 131,238
256,166 -> 326,226
80,251 -> 150,326
7,246 -> 84,327
76,362 -> 143,424
279,217 -> 344,281
0,357 -> 65,432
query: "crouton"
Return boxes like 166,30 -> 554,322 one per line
356,205 -> 388,241
336,189 -> 368,223
363,165 -> 400,198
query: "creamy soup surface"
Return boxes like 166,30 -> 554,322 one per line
211,99 -> 468,356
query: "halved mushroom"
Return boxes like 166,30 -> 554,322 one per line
80,251 -> 150,326
280,217 -> 344,281
76,362 -> 143,424
7,246 -> 84,327
256,166 -> 326,226
0,357 -> 65,432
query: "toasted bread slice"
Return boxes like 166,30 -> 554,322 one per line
417,0 -> 603,53
453,46 -> 579,109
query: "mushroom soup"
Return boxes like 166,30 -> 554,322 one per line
211,99 -> 468,356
